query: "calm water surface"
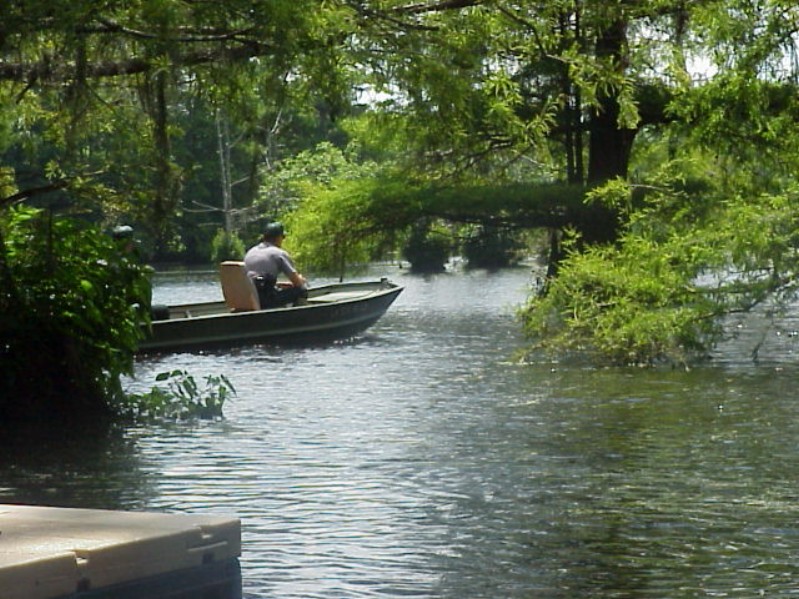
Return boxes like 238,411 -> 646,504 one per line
5,265 -> 799,597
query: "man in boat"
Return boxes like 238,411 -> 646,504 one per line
243,222 -> 308,309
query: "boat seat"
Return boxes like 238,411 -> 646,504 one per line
219,261 -> 261,312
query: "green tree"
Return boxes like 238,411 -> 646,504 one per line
520,171 -> 799,365
402,219 -> 452,273
0,0 -> 353,236
511,0 -> 799,364
0,206 -> 151,419
342,2 -> 799,361
4,0 -> 799,385
274,143 -> 411,278
210,228 -> 245,264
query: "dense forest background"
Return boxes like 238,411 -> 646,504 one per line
4,1 -> 799,417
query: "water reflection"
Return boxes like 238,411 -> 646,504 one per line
8,265 -> 799,597
457,365 -> 799,598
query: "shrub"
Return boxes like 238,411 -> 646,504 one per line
0,206 -> 152,419
210,228 -> 245,263
462,224 -> 525,269
402,220 -> 452,273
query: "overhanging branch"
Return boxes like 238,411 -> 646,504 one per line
0,170 -> 105,210
397,0 -> 485,14
0,180 -> 70,209
0,40 -> 274,84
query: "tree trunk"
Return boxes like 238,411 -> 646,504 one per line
581,18 -> 634,245
587,97 -> 636,184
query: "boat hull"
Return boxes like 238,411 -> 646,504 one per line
138,280 -> 402,353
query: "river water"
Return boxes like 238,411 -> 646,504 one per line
4,264 -> 799,597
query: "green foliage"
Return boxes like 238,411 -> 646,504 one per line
521,234 -> 720,366
285,175 -> 409,277
521,177 -> 799,366
0,206 -> 152,418
6,0 -> 799,373
271,139 -> 587,276
210,228 -> 245,263
257,141 -> 376,218
263,142 -> 416,277
0,0 -> 350,253
462,225 -> 526,269
402,220 -> 452,273
117,370 -> 235,421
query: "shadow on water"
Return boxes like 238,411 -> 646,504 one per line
0,418 -> 245,599
0,418 -> 157,510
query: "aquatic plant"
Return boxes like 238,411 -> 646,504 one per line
119,370 -> 235,421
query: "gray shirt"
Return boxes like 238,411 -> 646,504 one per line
243,242 -> 298,280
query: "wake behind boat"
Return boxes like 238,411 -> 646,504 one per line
138,262 -> 403,353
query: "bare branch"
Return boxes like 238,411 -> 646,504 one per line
396,0 -> 485,15
84,18 -> 256,43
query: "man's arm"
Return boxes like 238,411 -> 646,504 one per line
277,253 -> 306,288
288,271 -> 306,288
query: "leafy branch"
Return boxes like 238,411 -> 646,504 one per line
119,370 -> 235,421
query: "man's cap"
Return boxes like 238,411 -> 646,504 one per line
112,225 -> 134,239
264,222 -> 286,239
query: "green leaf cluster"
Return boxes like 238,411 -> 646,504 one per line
0,206 -> 152,418
284,174 -> 416,277
401,220 -> 453,273
118,370 -> 234,421
521,176 -> 799,366
210,228 -> 245,264
258,142 -> 416,277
